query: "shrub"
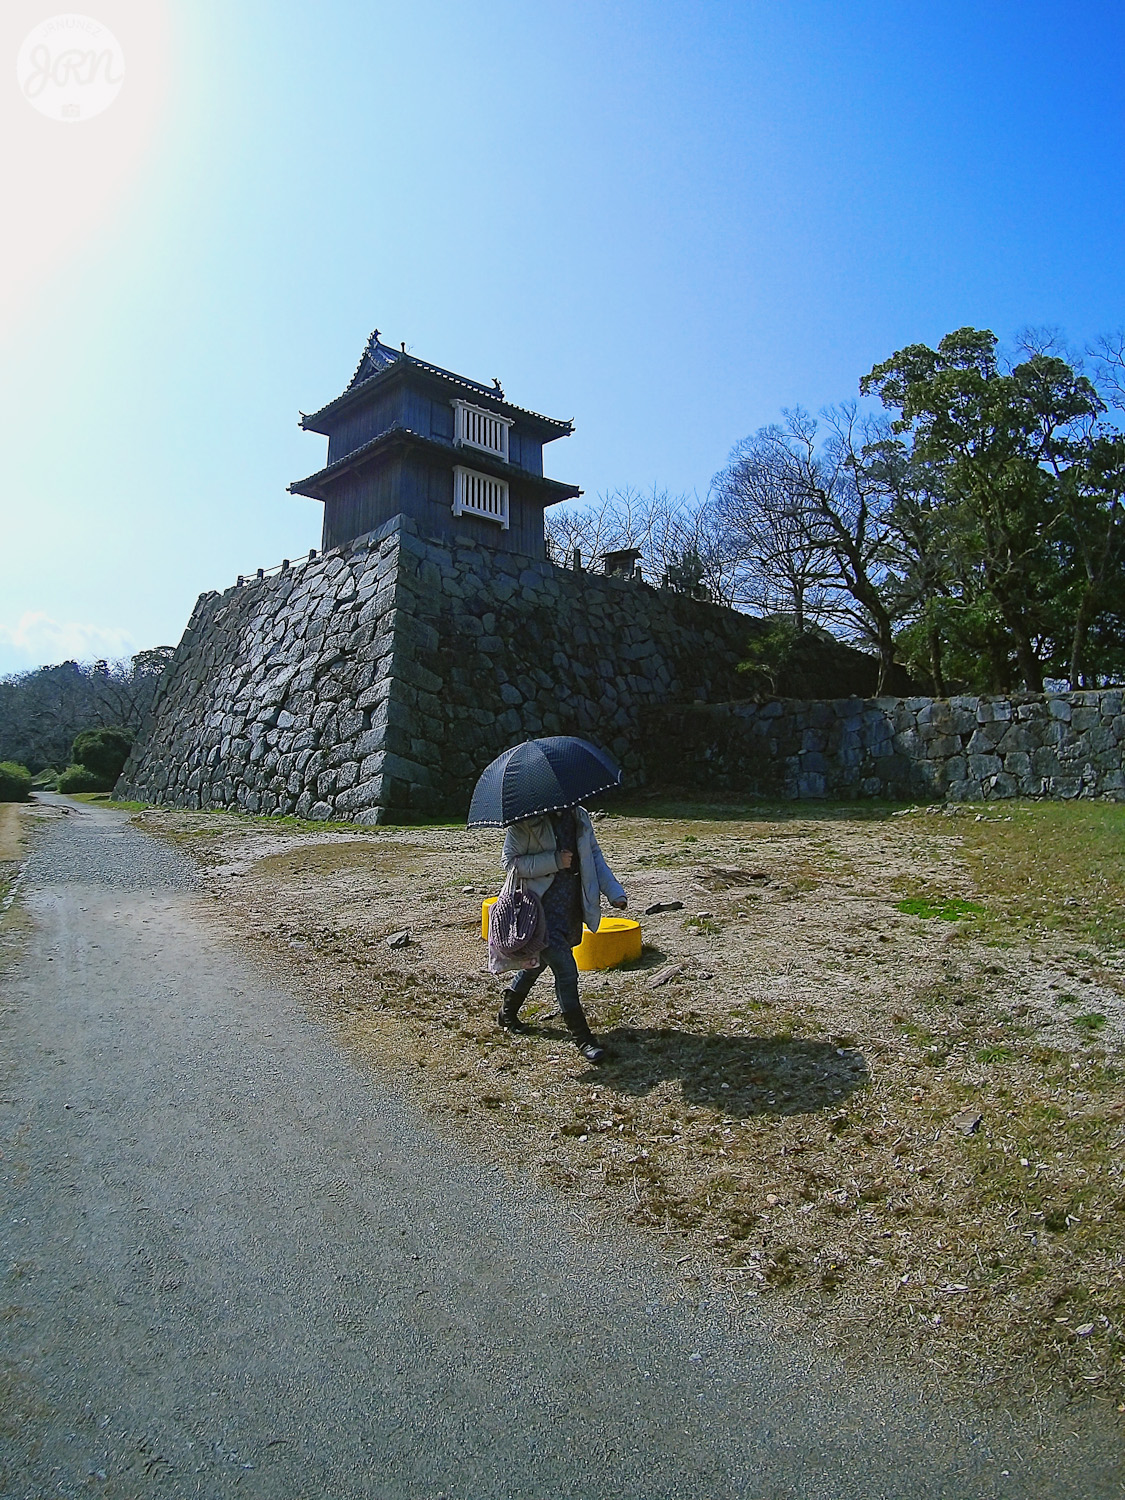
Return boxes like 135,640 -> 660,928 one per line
57,764 -> 110,794
737,619 -> 802,694
71,727 -> 133,785
0,761 -> 32,801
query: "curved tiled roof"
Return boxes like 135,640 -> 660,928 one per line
302,331 -> 573,438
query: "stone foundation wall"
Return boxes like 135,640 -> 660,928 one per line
119,513 -> 1124,818
117,515 -> 763,821
641,692 -> 1125,802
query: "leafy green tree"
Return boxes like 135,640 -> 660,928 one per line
864,434 -> 1027,693
736,619 -> 802,695
861,328 -> 1104,692
1051,432 -> 1125,686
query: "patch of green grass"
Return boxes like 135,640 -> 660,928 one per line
635,849 -> 697,869
138,803 -> 463,834
977,1044 -> 1015,1063
1071,1012 -> 1107,1036
896,896 -> 984,921
957,801 -> 1125,948
257,811 -> 460,832
897,1017 -> 937,1048
147,806 -> 376,835
248,813 -> 375,831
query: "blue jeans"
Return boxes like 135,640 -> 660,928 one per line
505,944 -> 586,1027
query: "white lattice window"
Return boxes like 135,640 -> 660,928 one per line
453,400 -> 511,461
453,465 -> 509,529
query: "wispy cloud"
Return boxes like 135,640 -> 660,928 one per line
0,612 -> 137,670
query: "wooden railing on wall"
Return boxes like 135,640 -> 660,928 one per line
235,548 -> 319,587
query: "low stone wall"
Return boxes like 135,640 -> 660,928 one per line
641,692 -> 1125,801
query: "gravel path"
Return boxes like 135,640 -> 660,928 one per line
1,799 -> 1121,1499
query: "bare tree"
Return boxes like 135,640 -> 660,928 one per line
1089,330 -> 1125,414
712,408 -> 901,688
546,486 -> 734,601
710,429 -> 836,628
806,406 -> 902,688
1014,324 -> 1079,363
657,498 -> 745,606
545,488 -> 643,569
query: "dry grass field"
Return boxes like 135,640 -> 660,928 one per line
96,796 -> 1125,1409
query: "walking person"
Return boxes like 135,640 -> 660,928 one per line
497,803 -> 627,1061
467,736 -> 628,1062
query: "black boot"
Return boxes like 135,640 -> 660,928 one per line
498,989 -> 530,1033
564,1011 -> 605,1062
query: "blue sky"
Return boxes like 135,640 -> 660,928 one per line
2,0 -> 1123,672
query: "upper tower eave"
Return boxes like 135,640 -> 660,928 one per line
287,425 -> 582,505
300,332 -> 573,443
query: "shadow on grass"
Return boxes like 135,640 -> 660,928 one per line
533,1023 -> 869,1117
614,943 -> 669,972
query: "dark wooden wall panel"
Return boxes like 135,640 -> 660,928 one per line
325,387 -> 406,464
510,424 -> 544,476
322,454 -> 548,560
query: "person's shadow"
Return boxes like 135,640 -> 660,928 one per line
536,1021 -> 868,1116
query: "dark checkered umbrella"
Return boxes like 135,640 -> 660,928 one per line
467,736 -> 622,828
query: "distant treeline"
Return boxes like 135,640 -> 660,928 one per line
547,326 -> 1125,695
0,649 -> 174,773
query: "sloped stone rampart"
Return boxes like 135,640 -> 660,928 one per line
118,520 -> 413,821
641,693 -> 1125,801
117,515 -> 760,821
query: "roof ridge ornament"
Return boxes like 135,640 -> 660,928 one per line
346,327 -> 403,390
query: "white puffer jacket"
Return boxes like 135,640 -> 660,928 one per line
502,807 -> 626,934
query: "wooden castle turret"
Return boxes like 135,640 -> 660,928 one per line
289,331 -> 581,558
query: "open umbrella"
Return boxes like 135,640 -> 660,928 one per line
467,736 -> 622,828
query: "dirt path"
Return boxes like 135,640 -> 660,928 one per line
1,799 -> 1121,1499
